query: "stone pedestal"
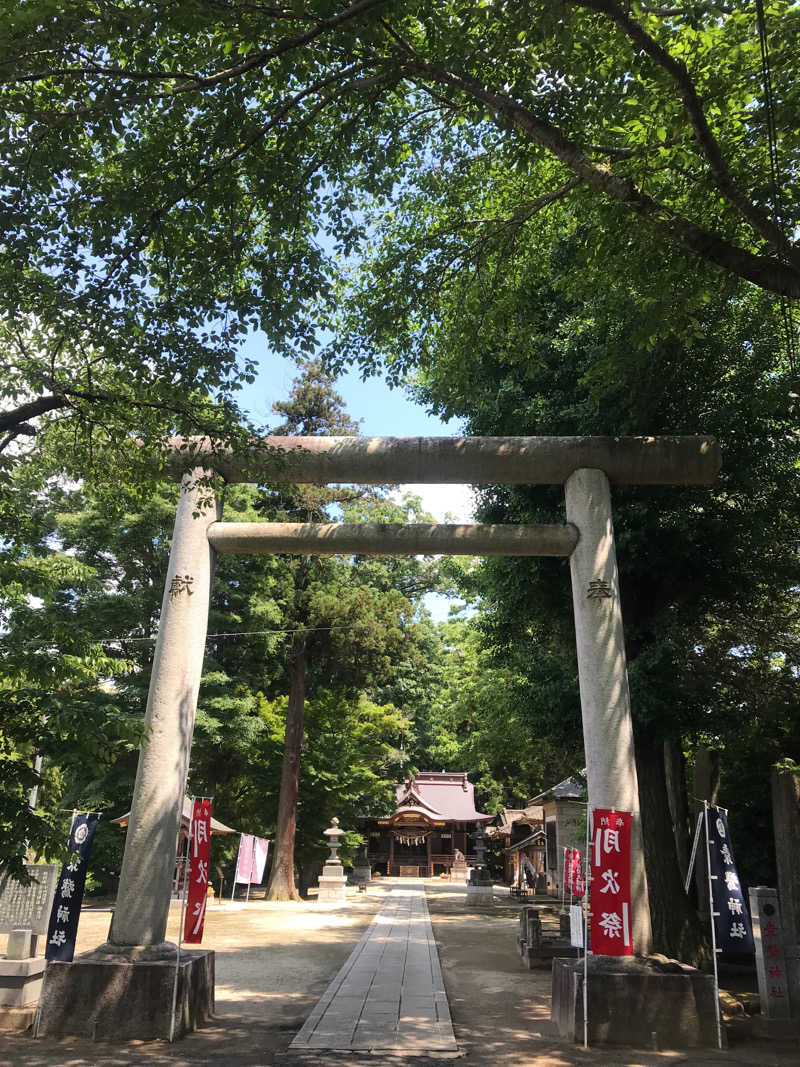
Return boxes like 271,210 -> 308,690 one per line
516,907 -> 577,970
35,950 -> 214,1040
348,846 -> 371,889
466,885 -> 494,907
349,865 -> 372,888
0,926 -> 48,1031
0,955 -> 47,1030
451,850 -> 468,884
317,864 -> 348,903
551,956 -> 719,1048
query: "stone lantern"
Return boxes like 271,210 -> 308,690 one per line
317,817 -> 347,903
467,823 -> 493,905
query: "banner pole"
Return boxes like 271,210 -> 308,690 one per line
583,809 -> 591,1050
703,801 -> 724,1050
169,802 -> 193,1043
32,813 -> 75,1039
231,832 -> 242,902
685,809 -> 704,894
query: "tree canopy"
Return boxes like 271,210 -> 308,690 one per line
2,1 -> 797,402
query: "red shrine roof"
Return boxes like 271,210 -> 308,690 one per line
392,772 -> 492,823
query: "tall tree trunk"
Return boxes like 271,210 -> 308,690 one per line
635,729 -> 707,963
664,739 -> 690,884
266,634 -> 307,901
770,765 -> 800,944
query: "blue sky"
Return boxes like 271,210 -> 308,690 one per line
238,336 -> 476,525
238,337 -> 475,622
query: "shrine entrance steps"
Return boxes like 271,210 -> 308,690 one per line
290,885 -> 457,1052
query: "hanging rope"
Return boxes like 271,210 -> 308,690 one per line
393,829 -> 431,847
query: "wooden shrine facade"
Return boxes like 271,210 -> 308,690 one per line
364,771 -> 492,879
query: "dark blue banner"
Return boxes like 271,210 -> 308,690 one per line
45,813 -> 100,962
707,805 -> 754,954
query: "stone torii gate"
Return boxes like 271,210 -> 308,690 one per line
38,434 -> 719,1039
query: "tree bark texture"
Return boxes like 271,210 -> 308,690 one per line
664,739 -> 691,885
266,635 -> 307,901
771,766 -> 800,944
635,729 -> 707,963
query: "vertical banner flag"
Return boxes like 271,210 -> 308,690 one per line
45,813 -> 100,962
184,799 -> 212,944
563,848 -> 584,896
707,806 -> 754,953
252,837 -> 269,884
235,834 -> 255,885
571,848 -> 585,897
590,808 -> 634,956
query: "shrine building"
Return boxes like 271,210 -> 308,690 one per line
364,771 -> 492,878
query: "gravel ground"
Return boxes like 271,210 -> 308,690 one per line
1,882 -> 797,1066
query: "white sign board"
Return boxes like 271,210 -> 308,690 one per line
569,903 -> 584,947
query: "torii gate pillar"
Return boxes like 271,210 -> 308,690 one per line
565,468 -> 651,953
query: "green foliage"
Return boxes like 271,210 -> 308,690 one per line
411,616 -> 583,813
0,477 -> 146,878
0,363 -> 448,887
0,1 -> 796,435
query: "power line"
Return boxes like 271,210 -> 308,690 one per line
11,622 -> 378,650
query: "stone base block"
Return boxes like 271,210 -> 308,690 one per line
752,1016 -> 800,1037
347,866 -> 372,887
317,877 -> 347,903
35,949 -> 214,1041
518,937 -> 577,970
552,956 -> 720,1049
0,955 -> 47,1008
0,1005 -> 37,1031
466,886 -> 494,907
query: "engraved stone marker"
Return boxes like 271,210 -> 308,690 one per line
749,886 -> 791,1020
0,865 -> 60,937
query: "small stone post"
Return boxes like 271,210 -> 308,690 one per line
317,818 -> 347,903
565,468 -> 652,955
105,471 -> 221,954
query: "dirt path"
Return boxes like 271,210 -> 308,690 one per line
1,883 -> 797,1066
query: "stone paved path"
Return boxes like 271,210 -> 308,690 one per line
290,885 -> 457,1052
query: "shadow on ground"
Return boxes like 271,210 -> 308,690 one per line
2,883 -> 799,1066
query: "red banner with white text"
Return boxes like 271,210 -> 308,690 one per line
590,808 -> 633,956
184,799 -> 211,944
565,847 -> 585,897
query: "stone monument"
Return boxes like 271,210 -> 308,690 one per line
317,818 -> 347,903
0,864 -> 59,1030
451,849 -> 468,884
348,845 -> 372,890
